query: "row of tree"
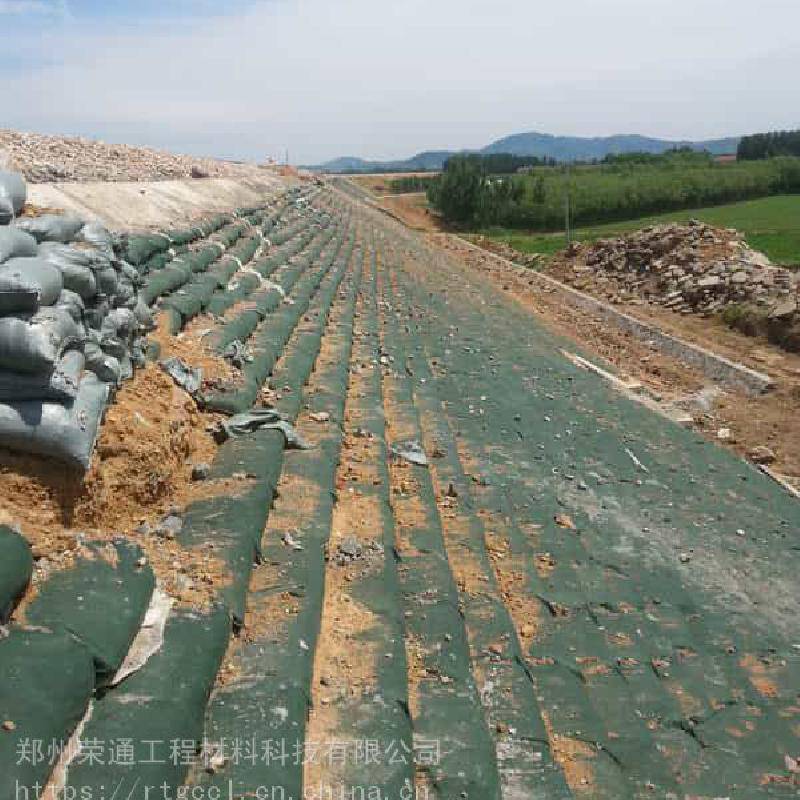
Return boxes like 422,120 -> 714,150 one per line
442,153 -> 558,173
738,130 -> 800,160
388,174 -> 438,193
427,154 -> 800,230
601,147 -> 713,166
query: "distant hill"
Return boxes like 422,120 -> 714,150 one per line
317,150 -> 457,174
312,131 -> 740,173
482,132 -> 739,160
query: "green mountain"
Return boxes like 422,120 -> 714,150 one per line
313,131 -> 740,173
483,132 -> 739,160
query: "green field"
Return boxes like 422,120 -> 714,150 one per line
477,194 -> 800,266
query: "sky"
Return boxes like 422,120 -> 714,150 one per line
1,0 -> 799,164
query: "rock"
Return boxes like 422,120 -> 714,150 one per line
282,531 -> 303,551
769,299 -> 797,319
310,411 -> 330,423
554,513 -> 576,530
716,427 -> 733,441
190,165 -> 210,179
191,463 -> 211,481
157,514 -> 183,538
697,276 -> 722,289
338,537 -> 362,561
748,445 -> 776,464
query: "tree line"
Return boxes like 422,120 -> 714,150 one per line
443,153 -> 558,173
388,175 -> 438,193
738,130 -> 800,160
427,154 -> 800,230
601,147 -> 713,166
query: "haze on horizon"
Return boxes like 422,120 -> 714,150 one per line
1,0 -> 798,164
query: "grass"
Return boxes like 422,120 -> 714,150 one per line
476,195 -> 800,267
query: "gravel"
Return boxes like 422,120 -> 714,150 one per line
0,129 -> 266,184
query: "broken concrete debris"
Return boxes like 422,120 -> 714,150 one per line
553,220 -> 800,350
391,439 -> 428,466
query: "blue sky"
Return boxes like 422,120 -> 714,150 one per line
1,0 -> 799,164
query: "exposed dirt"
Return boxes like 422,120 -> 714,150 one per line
540,711 -> 598,794
739,653 -> 781,699
305,281 -> 389,789
153,311 -> 241,386
345,178 -> 442,233
305,440 -> 384,788
0,305 -> 257,609
433,233 -> 800,485
0,355 -> 250,609
377,193 -> 441,232
349,173 -> 435,195
242,472 -> 318,642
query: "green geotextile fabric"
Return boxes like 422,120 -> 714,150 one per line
223,233 -> 262,265
350,252 -> 490,797
140,245 -> 222,305
140,261 -> 194,305
160,235 -> 265,328
181,235 -> 352,623
201,233 -> 352,414
207,228 -> 334,351
0,629 -> 94,796
161,273 -> 226,328
140,251 -> 170,274
247,226 -> 317,280
65,605 -> 230,798
214,222 -> 248,249
194,249 -> 371,798
25,539 -> 155,687
386,232 -> 800,798
178,435 -> 283,625
270,217 -> 314,246
122,233 -> 171,266
0,526 -> 32,623
201,224 -> 326,341
303,250 -> 412,795
203,272 -> 261,319
166,212 -> 232,245
382,272 -> 570,798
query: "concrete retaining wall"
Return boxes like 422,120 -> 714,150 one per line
27,175 -> 288,231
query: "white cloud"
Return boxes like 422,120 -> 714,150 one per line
1,0 -> 799,162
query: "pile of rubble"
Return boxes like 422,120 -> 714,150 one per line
0,129 -> 263,184
552,220 -> 799,319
